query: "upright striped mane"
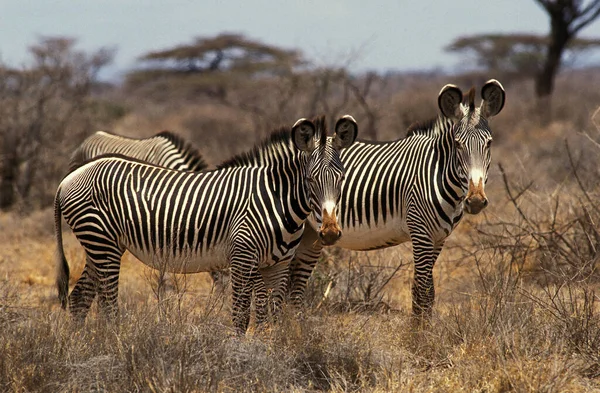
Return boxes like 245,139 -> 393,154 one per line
155,131 -> 207,171
217,117 -> 328,169
406,116 -> 453,139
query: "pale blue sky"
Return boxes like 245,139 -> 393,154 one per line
2,0 -> 600,79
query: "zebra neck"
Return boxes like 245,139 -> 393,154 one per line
267,153 -> 312,228
435,125 -> 468,206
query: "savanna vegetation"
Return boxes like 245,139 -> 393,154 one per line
2,10 -> 600,390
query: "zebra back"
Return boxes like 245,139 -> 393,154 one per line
69,130 -> 207,172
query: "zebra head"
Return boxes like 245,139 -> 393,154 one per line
292,115 -> 358,245
438,79 -> 505,215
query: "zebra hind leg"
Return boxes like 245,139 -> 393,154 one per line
68,260 -> 98,321
92,252 -> 124,320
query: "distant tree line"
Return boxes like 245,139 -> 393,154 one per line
2,0 -> 600,211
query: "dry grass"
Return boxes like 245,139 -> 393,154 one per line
2,177 -> 600,392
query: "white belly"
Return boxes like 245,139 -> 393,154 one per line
309,214 -> 410,251
126,243 -> 230,274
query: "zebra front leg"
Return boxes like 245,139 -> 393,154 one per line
258,261 -> 290,324
252,269 -> 269,326
411,238 -> 443,318
230,256 -> 260,334
68,259 -> 98,321
289,225 -> 323,307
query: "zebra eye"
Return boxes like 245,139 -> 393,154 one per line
486,139 -> 492,148
454,139 -> 465,148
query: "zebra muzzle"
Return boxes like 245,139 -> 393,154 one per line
319,208 -> 342,246
465,178 -> 488,214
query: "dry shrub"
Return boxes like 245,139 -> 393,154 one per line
302,247 -> 408,313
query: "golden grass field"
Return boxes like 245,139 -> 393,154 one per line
1,169 -> 599,391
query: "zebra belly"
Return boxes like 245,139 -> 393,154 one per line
338,223 -> 411,251
125,243 -> 230,274
309,215 -> 410,251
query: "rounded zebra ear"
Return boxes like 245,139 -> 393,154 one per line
292,118 -> 316,152
333,115 -> 358,150
438,84 -> 463,121
480,79 -> 505,117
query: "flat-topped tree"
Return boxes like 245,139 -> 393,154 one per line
447,0 -> 600,123
126,33 -> 304,99
446,33 -> 600,84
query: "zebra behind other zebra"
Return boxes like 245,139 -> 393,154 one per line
288,80 -> 505,318
55,116 -> 358,333
69,130 -> 207,172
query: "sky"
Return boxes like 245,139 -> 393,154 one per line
2,0 -> 600,80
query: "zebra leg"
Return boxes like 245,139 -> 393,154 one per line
411,238 -> 443,318
230,254 -> 260,334
258,261 -> 290,323
92,251 -> 124,320
289,225 -> 323,307
253,271 -> 269,326
68,259 -> 98,320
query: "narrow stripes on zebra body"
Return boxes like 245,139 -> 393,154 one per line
289,80 -> 506,317
56,115 -> 359,333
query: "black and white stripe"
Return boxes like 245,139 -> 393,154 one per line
69,130 -> 207,172
289,80 -> 506,316
55,116 -> 358,333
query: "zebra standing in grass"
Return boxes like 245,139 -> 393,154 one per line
288,80 -> 505,317
69,130 -> 207,172
55,115 -> 358,333
68,130 -> 231,289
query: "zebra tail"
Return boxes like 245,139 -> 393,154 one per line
54,187 -> 70,310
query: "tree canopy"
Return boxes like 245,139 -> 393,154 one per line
126,33 -> 305,96
446,33 -> 600,82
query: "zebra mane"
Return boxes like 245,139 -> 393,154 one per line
154,131 -> 208,171
406,116 -> 452,139
217,116 -> 328,169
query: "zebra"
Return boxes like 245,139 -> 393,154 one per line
68,130 -> 229,290
55,115 -> 358,333
287,80 -> 505,318
69,130 -> 207,172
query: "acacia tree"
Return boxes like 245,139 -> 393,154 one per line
534,0 -> 600,101
446,33 -> 600,84
447,1 -> 600,122
127,33 -> 384,139
0,37 -> 114,210
126,33 -> 304,102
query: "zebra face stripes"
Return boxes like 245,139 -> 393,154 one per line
439,80 -> 505,214
287,80 -> 505,318
300,116 -> 357,245
55,115 -> 357,333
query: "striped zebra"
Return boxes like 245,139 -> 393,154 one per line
55,115 -> 358,333
68,130 -> 228,289
69,130 -> 207,172
288,80 -> 505,317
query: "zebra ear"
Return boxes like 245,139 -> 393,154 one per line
332,115 -> 358,150
480,79 -> 505,118
438,84 -> 463,121
292,118 -> 316,152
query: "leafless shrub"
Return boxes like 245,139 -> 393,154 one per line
0,36 -> 118,211
304,248 -> 406,313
